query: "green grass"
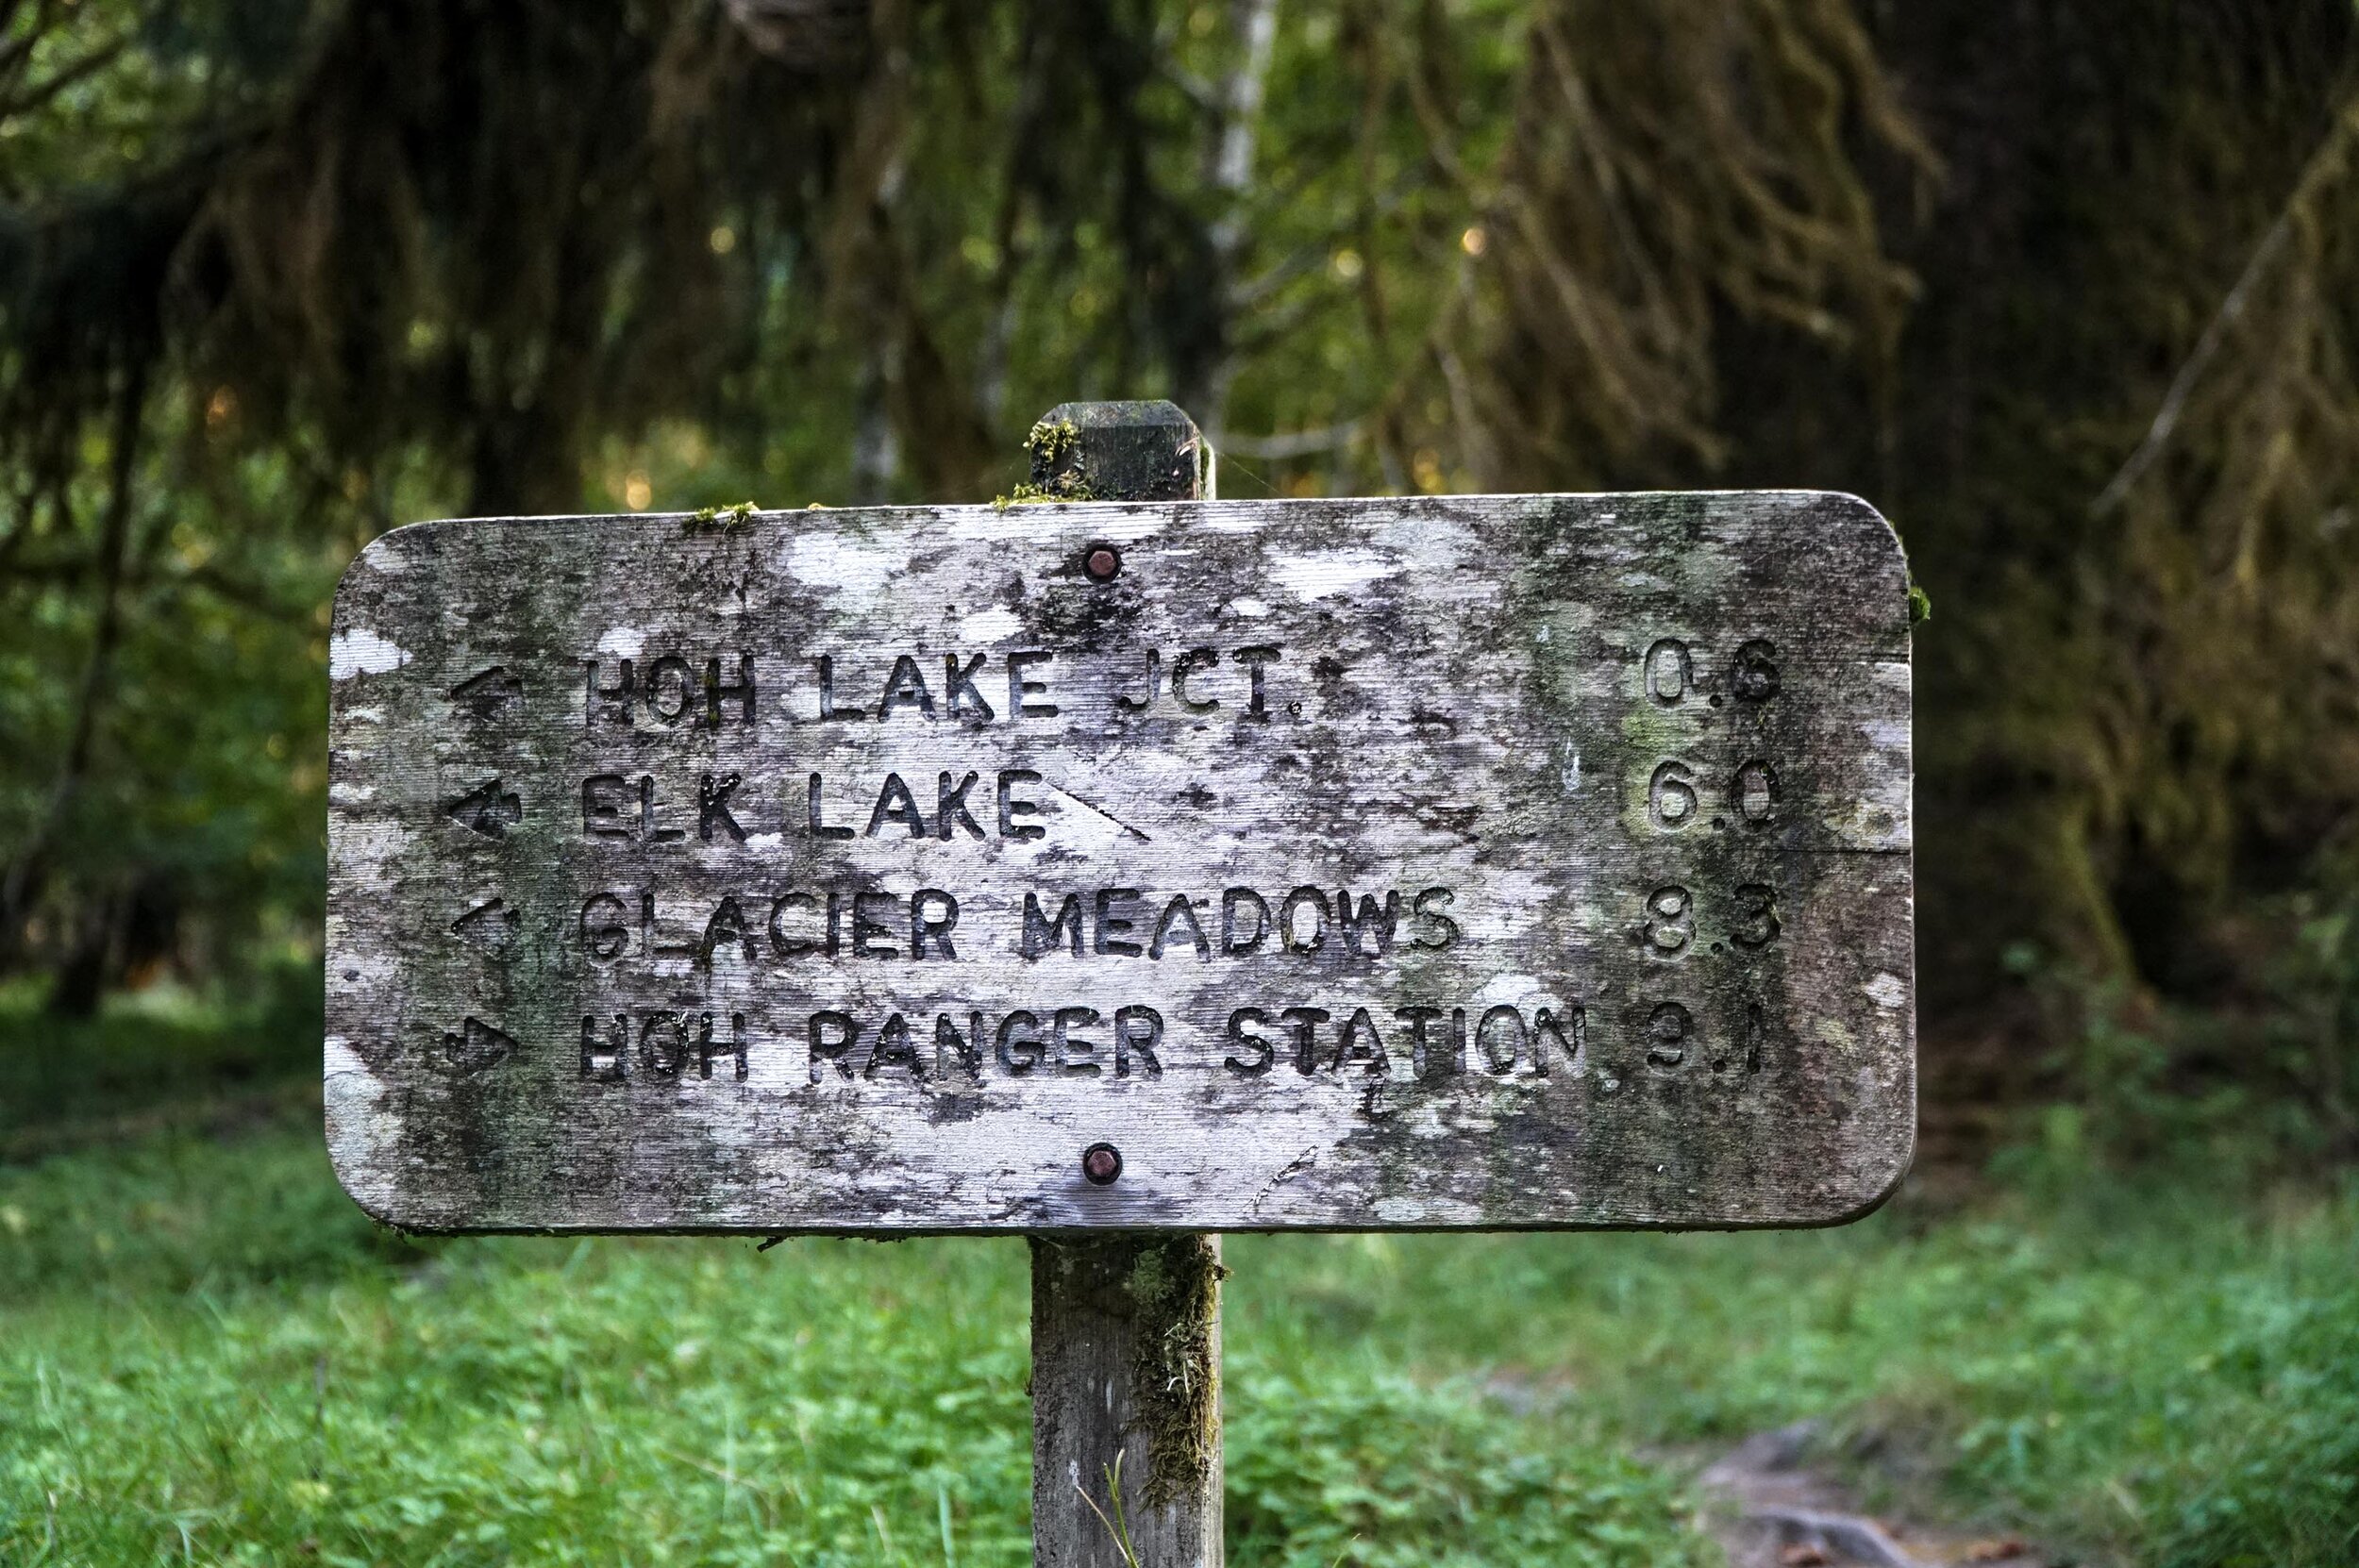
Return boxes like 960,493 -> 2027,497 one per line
0,1126 -> 1705,1566
0,1110 -> 2351,1565
1234,1178 -> 2359,1567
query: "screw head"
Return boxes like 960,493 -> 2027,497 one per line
1084,545 -> 1122,582
1081,1143 -> 1123,1185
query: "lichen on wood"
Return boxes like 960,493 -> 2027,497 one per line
1126,1234 -> 1224,1507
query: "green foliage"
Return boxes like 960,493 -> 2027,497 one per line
0,960 -> 318,1159
0,1117 -> 413,1300
1230,1181 -> 2359,1567
0,1128 -> 1715,1566
1225,1369 -> 1706,1568
2,1119 -> 2353,1563
1989,893 -> 2359,1165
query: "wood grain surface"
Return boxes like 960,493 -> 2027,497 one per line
325,491 -> 1915,1232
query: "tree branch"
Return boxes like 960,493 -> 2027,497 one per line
1213,421 -> 1363,459
2092,98 -> 2359,516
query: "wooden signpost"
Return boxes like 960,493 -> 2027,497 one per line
326,400 -> 1914,1565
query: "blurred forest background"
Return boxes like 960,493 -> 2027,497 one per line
3,0 -> 2357,1167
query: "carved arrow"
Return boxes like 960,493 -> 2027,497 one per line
445,777 -> 522,838
440,1016 -> 517,1074
451,897 -> 521,956
451,664 -> 525,718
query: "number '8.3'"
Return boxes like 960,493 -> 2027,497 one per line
1638,884 -> 1781,956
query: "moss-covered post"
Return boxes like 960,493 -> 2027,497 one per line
1030,1233 -> 1224,1567
1022,400 -> 1224,1568
1023,399 -> 1213,504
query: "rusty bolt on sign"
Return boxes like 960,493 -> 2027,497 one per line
1084,544 -> 1122,582
1081,1143 -> 1123,1185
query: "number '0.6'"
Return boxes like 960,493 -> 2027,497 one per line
1643,638 -> 1781,707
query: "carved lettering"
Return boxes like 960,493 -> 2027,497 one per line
1397,1006 -> 1447,1076
1280,887 -> 1329,953
1412,887 -> 1460,950
809,1011 -> 858,1080
698,772 -> 746,842
1336,1007 -> 1390,1075
1477,1005 -> 1527,1074
1334,889 -> 1401,958
851,891 -> 899,959
1646,1002 -> 1693,1069
644,656 -> 697,726
1222,888 -> 1270,953
1148,894 -> 1212,961
1023,892 -> 1085,959
1094,888 -> 1144,957
997,1009 -> 1044,1072
698,895 -> 758,966
1225,1008 -> 1276,1074
937,771 -> 985,840
1114,649 -> 1162,713
1113,1005 -> 1163,1077
1053,1006 -> 1102,1074
1648,760 -> 1699,830
997,769 -> 1046,841
1233,645 -> 1280,721
910,889 -> 960,959
877,655 -> 936,720
865,772 -> 928,838
582,774 -> 629,838
1732,883 -> 1781,948
1645,638 -> 1692,705
1641,886 -> 1693,956
1280,1006 -> 1331,1074
697,1012 -> 748,1080
815,655 -> 863,720
1170,648 -> 1219,713
868,1013 -> 923,1077
581,1015 -> 628,1080
705,655 -> 755,727
1735,759 -> 1779,826
935,1012 -> 984,1077
943,653 -> 995,722
1533,1006 -> 1581,1076
808,773 -> 855,840
1732,639 -> 1781,701
768,892 -> 820,957
1006,651 -> 1057,718
639,776 -> 684,843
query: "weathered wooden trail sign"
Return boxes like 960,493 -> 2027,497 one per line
326,399 -> 1913,1564
327,485 -> 1913,1228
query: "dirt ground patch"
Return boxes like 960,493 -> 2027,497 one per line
1695,1422 -> 2058,1568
